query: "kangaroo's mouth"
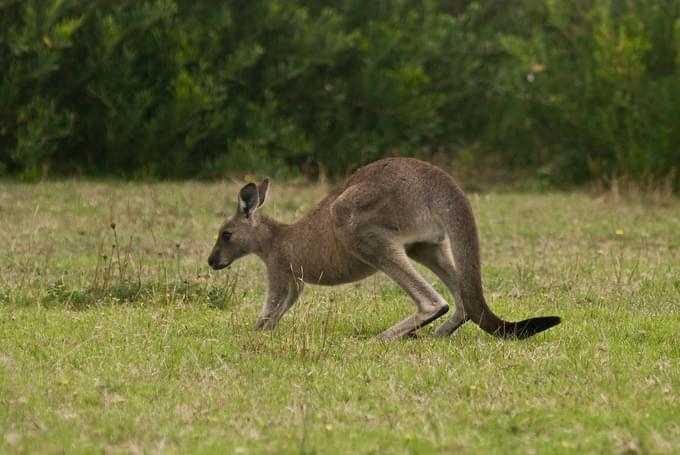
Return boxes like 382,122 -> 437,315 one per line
210,261 -> 231,271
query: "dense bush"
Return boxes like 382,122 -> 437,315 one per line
0,0 -> 678,187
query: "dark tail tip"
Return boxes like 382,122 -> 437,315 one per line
506,316 -> 561,339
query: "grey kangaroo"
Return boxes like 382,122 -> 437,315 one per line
208,158 -> 560,340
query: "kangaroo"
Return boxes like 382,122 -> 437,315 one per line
208,157 -> 560,340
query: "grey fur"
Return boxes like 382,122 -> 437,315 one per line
208,158 -> 560,340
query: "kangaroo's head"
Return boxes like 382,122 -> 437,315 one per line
207,179 -> 270,270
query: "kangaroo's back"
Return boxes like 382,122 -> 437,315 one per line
336,157 -> 465,220
341,157 -> 458,196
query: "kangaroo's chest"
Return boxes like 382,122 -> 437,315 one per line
283,229 -> 375,286
302,252 -> 375,285
292,239 -> 375,285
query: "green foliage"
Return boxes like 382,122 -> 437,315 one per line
497,0 -> 680,186
0,0 -> 679,186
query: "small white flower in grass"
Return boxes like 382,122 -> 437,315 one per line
4,432 -> 21,446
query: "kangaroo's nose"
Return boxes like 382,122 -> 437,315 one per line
208,254 -> 215,267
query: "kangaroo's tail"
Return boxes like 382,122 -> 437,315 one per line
486,315 -> 562,339
440,187 -> 561,339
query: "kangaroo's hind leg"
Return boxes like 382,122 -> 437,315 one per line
341,233 -> 450,340
407,240 -> 470,336
331,184 -> 449,340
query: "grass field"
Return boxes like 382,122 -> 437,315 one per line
1,180 -> 679,454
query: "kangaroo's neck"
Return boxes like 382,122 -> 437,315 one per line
257,212 -> 330,258
259,202 -> 373,285
288,206 -> 334,244
261,205 -> 335,269
269,206 -> 335,259
254,215 -> 288,259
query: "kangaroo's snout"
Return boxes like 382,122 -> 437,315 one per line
207,251 -> 227,270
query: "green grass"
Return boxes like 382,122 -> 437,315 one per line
1,181 -> 679,454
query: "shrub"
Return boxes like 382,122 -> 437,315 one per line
0,0 -> 678,188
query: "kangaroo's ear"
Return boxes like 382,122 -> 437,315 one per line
257,178 -> 270,208
238,182 -> 259,218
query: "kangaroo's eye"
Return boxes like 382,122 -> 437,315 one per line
221,231 -> 232,242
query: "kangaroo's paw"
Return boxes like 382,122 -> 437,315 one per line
434,311 -> 468,337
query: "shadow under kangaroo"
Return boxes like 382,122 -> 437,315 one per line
208,158 -> 561,340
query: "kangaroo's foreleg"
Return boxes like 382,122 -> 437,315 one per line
407,240 -> 469,336
255,274 -> 304,331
